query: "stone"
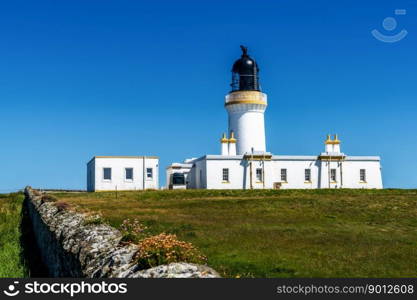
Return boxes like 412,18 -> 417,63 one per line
129,263 -> 220,278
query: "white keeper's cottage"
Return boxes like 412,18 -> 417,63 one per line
166,46 -> 383,190
87,156 -> 159,192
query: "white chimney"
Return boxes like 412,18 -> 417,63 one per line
324,134 -> 341,153
228,131 -> 237,156
220,133 -> 229,155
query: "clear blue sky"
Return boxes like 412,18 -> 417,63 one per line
1,0 -> 416,191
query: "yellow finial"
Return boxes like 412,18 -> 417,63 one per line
325,133 -> 341,145
220,133 -> 228,143
229,131 -> 237,143
324,134 -> 331,144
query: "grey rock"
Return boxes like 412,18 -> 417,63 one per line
130,263 -> 220,278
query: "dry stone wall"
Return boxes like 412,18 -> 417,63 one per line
24,187 -> 219,278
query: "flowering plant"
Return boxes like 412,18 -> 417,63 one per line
135,233 -> 207,269
119,218 -> 148,243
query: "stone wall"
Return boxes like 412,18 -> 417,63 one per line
24,187 -> 219,278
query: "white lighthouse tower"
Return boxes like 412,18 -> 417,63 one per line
225,46 -> 267,155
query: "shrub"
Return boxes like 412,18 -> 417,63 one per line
32,189 -> 41,196
41,194 -> 57,203
119,218 -> 148,243
54,201 -> 71,212
135,233 -> 207,269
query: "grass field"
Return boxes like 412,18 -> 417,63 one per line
0,193 -> 28,277
54,189 -> 417,278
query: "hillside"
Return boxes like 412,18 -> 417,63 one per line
53,189 -> 417,278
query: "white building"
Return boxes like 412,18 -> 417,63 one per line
166,46 -> 383,189
87,156 -> 159,192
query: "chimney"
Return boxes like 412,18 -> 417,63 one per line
228,131 -> 237,156
325,134 -> 333,152
220,133 -> 229,155
333,134 -> 341,153
324,134 -> 341,153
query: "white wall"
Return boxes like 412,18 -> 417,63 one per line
340,158 -> 383,189
87,156 -> 159,191
225,91 -> 268,155
194,158 -> 207,189
87,159 -> 95,191
227,105 -> 267,155
186,155 -> 382,190
269,158 -> 320,189
205,157 -> 245,189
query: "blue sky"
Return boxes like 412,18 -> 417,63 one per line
0,0 -> 416,191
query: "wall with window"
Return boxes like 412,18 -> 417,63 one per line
166,155 -> 382,190
316,158 -> 382,189
271,158 -> 320,189
87,156 -> 159,192
339,159 -> 383,189
205,157 -> 245,189
202,156 -> 320,189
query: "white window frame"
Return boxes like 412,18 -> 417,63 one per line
146,168 -> 153,180
305,169 -> 311,182
330,168 -> 337,182
256,168 -> 263,182
281,169 -> 287,182
125,167 -> 134,181
222,168 -> 229,182
103,167 -> 112,181
360,169 -> 366,182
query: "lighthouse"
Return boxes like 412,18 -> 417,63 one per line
166,46 -> 383,190
224,46 -> 268,155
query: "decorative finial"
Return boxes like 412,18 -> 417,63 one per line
333,134 -> 340,143
240,45 -> 248,56
229,131 -> 237,143
220,133 -> 228,143
324,134 -> 331,144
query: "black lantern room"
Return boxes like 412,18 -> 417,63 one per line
231,45 -> 260,92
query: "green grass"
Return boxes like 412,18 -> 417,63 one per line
0,193 -> 28,277
54,189 -> 417,278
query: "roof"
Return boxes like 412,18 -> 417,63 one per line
87,156 -> 159,165
182,154 -> 381,163
272,155 -> 317,161
344,156 -> 381,161
166,163 -> 193,170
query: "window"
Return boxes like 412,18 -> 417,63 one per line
222,168 -> 229,182
103,168 -> 112,180
281,169 -> 287,182
125,168 -> 133,180
360,169 -> 366,182
305,169 -> 311,182
256,168 -> 263,182
330,169 -> 337,182
172,173 -> 185,185
146,168 -> 153,179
